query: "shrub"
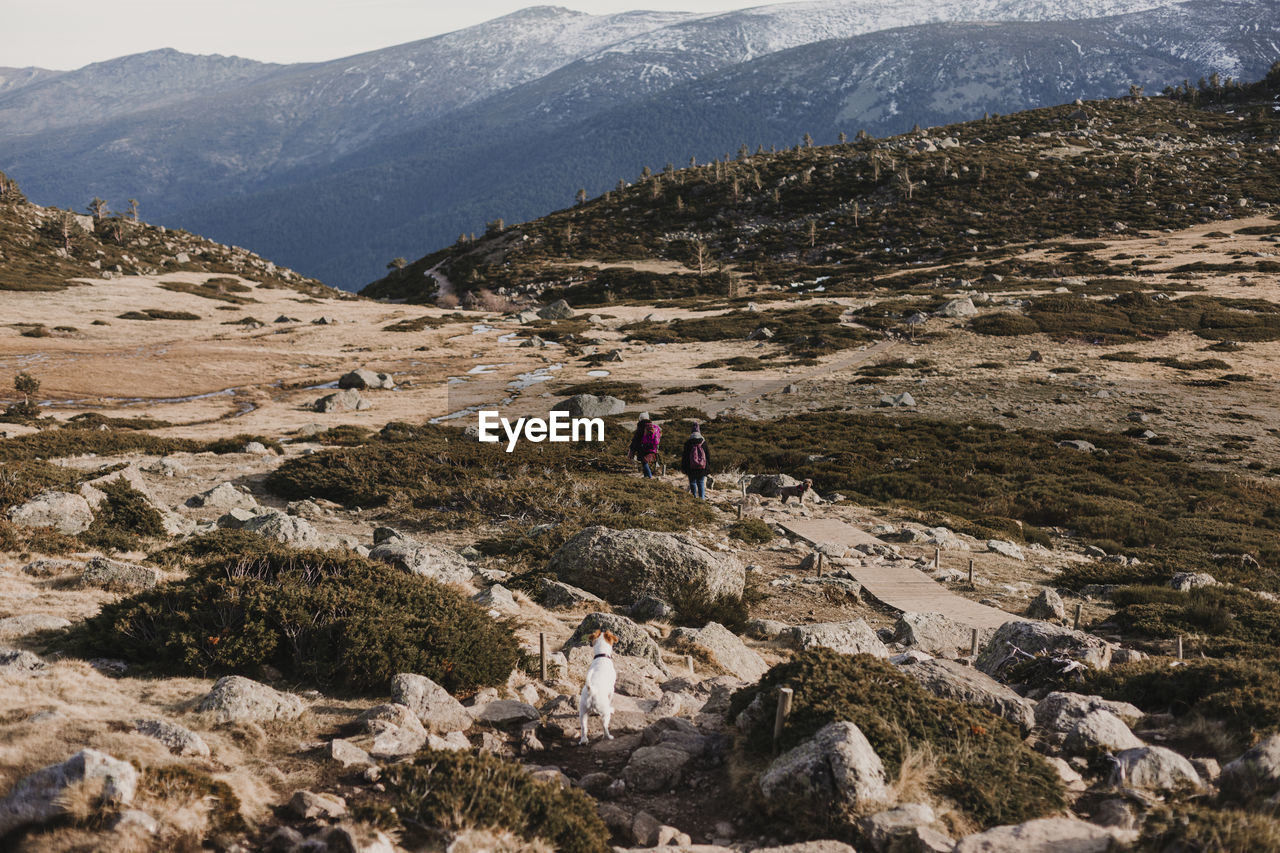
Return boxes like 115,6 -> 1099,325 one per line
383,749 -> 610,853
666,576 -> 753,632
727,518 -> 775,544
139,765 -> 245,835
1106,585 -> 1280,651
730,650 -> 1065,830
80,478 -> 167,551
63,532 -> 520,693
1137,805 -> 1280,852
556,381 -> 648,403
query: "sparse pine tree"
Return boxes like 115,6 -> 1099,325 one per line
802,133 -> 814,148
387,257 -> 408,270
663,162 -> 674,175
689,156 -> 697,167
127,198 -> 139,220
675,196 -> 684,212
576,188 -> 588,206
88,197 -> 108,220
838,132 -> 847,144
640,165 -> 652,179
9,371 -> 41,417
738,144 -> 749,160
616,179 -> 626,193
856,129 -> 869,141
808,219 -> 817,247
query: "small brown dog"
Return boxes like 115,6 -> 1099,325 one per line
778,479 -> 813,505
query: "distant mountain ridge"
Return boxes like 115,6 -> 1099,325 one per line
0,0 -> 1271,289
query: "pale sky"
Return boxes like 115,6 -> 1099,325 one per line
4,0 -> 775,71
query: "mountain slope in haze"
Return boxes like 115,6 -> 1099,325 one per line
0,0 -> 1268,290
179,0 -> 1280,291
0,67 -> 63,97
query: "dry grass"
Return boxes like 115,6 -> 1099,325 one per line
448,828 -> 555,853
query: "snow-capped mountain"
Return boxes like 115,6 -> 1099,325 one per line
0,0 -> 1271,288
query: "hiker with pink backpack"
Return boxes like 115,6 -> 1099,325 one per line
681,423 -> 711,499
628,413 -> 662,479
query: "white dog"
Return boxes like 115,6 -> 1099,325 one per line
578,629 -> 617,745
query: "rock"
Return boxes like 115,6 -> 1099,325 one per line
187,481 -> 259,511
473,584 -> 518,612
0,749 -> 138,836
133,719 -> 210,757
312,316 -> 338,325
977,621 -> 1112,678
216,507 -> 258,529
339,368 -> 395,390
196,676 -> 305,724
329,738 -> 373,768
667,622 -> 767,681
566,613 -> 666,672
861,803 -> 952,853
0,648 -> 46,674
746,618 -> 790,640
1113,746 -> 1202,791
537,578 -> 603,608
550,393 -> 625,418
629,595 -> 674,621
898,658 -> 1036,735
549,526 -> 745,605
1046,756 -> 1087,792
622,745 -> 690,793
242,441 -> 270,454
537,298 -> 575,320
1035,692 -> 1143,733
112,809 -> 159,835
878,392 -> 916,408
789,620 -> 889,658
472,700 -> 540,728
986,539 -> 1025,560
0,613 -> 70,637
894,612 -> 992,656
1221,734 -> 1280,799
1063,709 -> 1143,753
759,722 -> 889,809
952,818 -> 1135,852
1191,757 -> 1221,782
7,491 -> 93,534
390,673 -> 472,734
80,557 -> 159,591
240,511 -> 324,549
1169,572 -> 1218,591
746,473 -> 801,497
1026,588 -> 1066,620
920,526 -> 968,550
938,297 -> 978,318
356,703 -> 427,757
21,558 -> 81,577
368,538 -> 472,585
1057,440 -> 1097,453
289,790 -> 347,820
314,388 -> 371,413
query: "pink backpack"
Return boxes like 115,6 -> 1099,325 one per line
688,441 -> 707,469
639,423 -> 662,454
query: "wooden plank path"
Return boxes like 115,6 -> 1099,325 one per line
779,518 -> 1020,631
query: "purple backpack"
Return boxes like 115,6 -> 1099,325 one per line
639,423 -> 662,454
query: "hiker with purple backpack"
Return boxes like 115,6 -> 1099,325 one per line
681,423 -> 711,499
628,413 -> 662,478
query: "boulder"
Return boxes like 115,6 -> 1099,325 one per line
186,482 -> 258,511
938,297 -> 978,318
1035,692 -> 1142,733
240,511 -> 324,549
339,368 -> 395,390
472,584 -> 518,612
536,578 -> 603,608
1113,746 -> 1202,791
566,613 -> 666,672
898,658 -> 1036,735
80,557 -> 159,591
0,613 -> 70,637
789,620 -> 889,658
877,392 -> 916,408
216,507 -> 258,529
1057,440 -> 1097,453
390,673 -> 472,734
20,558 -> 81,577
987,540 -> 1025,561
1221,734 -> 1280,799
538,299 -> 575,320
952,817 -> 1136,852
895,612 -> 993,656
1026,588 -> 1066,621
7,491 -> 93,534
1063,710 -> 1143,753
133,719 -> 210,757
746,618 -> 791,640
1169,572 -> 1218,591
759,722 -> 889,809
976,621 -> 1111,678
622,745 -> 690,793
0,648 -> 46,674
314,388 -> 371,413
861,803 -> 952,853
0,749 -> 138,836
329,739 -> 373,769
667,622 -> 767,682
548,526 -> 745,604
289,790 -> 347,820
550,394 -> 625,419
746,474 -> 801,498
472,700 -> 540,728
368,539 -> 472,585
356,703 -> 427,757
920,526 -> 968,550
196,676 -> 304,724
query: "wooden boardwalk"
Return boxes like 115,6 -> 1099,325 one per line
779,518 -> 1020,631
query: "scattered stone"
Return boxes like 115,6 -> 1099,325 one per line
938,297 -> 978,318
80,557 -> 159,591
977,620 -> 1112,677
314,388 -> 371,413
7,491 -> 93,534
339,368 -> 395,390
1113,746 -> 1202,791
537,299 -> 574,320
895,612 -> 992,656
536,578 -> 603,608
566,612 -> 666,672
1026,588 -> 1066,621
196,676 -> 305,724
329,739 -> 373,769
289,790 -> 347,820
789,620 -> 889,658
390,673 -> 472,734
0,749 -> 138,836
473,584 -> 518,612
1035,692 -> 1143,733
1064,709 -> 1143,753
367,538 -> 472,585
216,507 -> 258,529
188,483 -> 258,512
0,648 -> 45,674
746,618 -> 790,640
623,745 -> 690,793
550,394 -> 625,418
878,392 -> 916,408
667,622 -> 767,681
241,511 -> 324,549
898,658 -> 1036,735
133,719 -> 210,757
20,558 -> 80,577
242,441 -> 270,454
0,613 -> 70,637
357,703 -> 427,757
1221,734 -> 1280,799
861,803 -> 952,853
1057,440 -> 1097,453
473,700 -> 541,728
987,539 -> 1025,560
759,722 -> 888,809
747,473 -> 802,497
1169,572 -> 1218,591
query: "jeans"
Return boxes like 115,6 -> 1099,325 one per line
688,475 -> 706,498
640,459 -> 654,478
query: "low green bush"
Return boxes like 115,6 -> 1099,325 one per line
64,532 -> 520,693
80,478 -> 167,551
556,381 -> 648,403
383,749 -> 610,853
727,518 -> 775,544
1106,585 -> 1280,650
1137,805 -> 1280,852
730,650 -> 1065,831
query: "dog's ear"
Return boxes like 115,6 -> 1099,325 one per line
589,630 -> 602,643
603,631 -> 618,646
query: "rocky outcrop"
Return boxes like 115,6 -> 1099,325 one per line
623,745 -> 690,793
789,620 -> 889,658
548,526 -> 744,604
894,611 -> 993,656
976,620 -> 1112,678
196,676 -> 305,724
1221,734 -> 1280,799
747,474 -> 801,497
897,658 -> 1036,735
186,481 -> 259,511
368,538 -> 472,585
0,749 -> 138,837
314,388 -> 371,412
759,722 -> 888,810
80,557 -> 159,591
1113,746 -> 1202,791
537,578 -> 603,608
538,299 -> 575,320
240,510 -> 324,549
7,491 -> 93,534
390,673 -> 472,734
339,368 -> 395,390
1026,588 -> 1066,620
133,719 -> 211,757
668,622 -> 767,682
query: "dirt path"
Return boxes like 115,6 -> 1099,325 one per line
779,517 -> 1021,631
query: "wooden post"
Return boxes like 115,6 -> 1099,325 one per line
970,628 -> 979,657
934,548 -> 941,570
967,559 -> 974,586
816,551 -> 824,577
1177,636 -> 1184,660
539,632 -> 547,681
1073,603 -> 1083,631
737,498 -> 745,520
686,655 -> 695,675
773,687 -> 794,755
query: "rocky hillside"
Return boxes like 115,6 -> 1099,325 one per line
2,0 -> 1273,287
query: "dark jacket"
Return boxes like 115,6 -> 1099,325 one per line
681,437 -> 711,475
629,420 -> 661,459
